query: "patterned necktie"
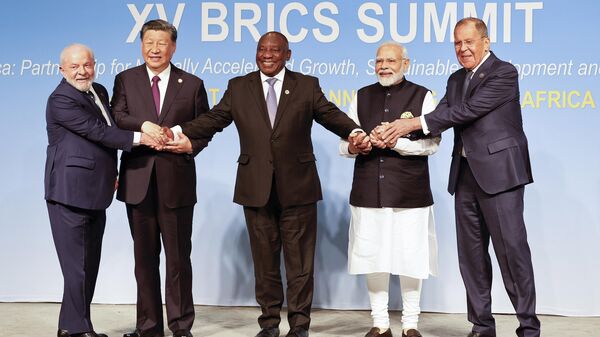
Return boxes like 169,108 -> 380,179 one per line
86,91 -> 111,126
265,77 -> 278,126
462,70 -> 473,101
151,75 -> 161,116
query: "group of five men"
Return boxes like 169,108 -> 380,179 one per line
44,17 -> 539,337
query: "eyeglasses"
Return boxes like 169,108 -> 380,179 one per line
453,37 -> 485,49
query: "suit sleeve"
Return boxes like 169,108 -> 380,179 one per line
425,63 -> 519,135
188,79 -> 213,157
181,81 -> 235,149
48,92 -> 133,151
311,77 -> 360,138
111,74 -> 145,131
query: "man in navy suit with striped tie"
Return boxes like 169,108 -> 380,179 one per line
45,43 -> 155,337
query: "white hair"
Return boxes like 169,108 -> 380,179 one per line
376,41 -> 408,59
59,43 -> 94,65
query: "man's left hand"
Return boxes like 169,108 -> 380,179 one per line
163,132 -> 193,154
380,118 -> 421,145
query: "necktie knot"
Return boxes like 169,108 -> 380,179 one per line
266,77 -> 277,87
152,75 -> 160,84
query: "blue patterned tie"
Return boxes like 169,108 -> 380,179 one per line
265,77 -> 278,126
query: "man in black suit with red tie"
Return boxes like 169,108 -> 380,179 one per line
111,19 -> 210,337
377,18 -> 540,337
45,44 -> 154,337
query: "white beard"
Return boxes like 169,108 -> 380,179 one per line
377,71 -> 404,87
66,77 -> 93,92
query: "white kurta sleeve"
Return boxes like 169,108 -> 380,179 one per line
339,93 -> 360,158
392,91 -> 441,156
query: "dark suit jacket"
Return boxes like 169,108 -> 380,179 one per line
182,69 -> 359,208
111,64 -> 209,207
425,52 -> 533,195
45,79 -> 133,210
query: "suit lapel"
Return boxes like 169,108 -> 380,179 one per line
133,66 -> 159,123
465,52 -> 497,98
92,84 -> 116,125
248,71 -> 272,130
272,70 -> 297,131
159,64 -> 184,124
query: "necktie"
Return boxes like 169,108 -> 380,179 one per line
265,77 -> 278,126
462,70 -> 473,101
152,75 -> 161,116
86,91 -> 111,126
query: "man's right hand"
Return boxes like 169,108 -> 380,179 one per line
348,131 -> 372,155
140,132 -> 164,150
141,121 -> 169,144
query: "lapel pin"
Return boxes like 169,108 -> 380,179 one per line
178,78 -> 183,83
479,73 -> 484,78
285,89 -> 290,95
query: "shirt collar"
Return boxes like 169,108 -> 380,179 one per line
470,51 -> 491,75
146,63 -> 171,82
260,67 -> 286,83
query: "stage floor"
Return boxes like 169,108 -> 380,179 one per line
1,303 -> 597,337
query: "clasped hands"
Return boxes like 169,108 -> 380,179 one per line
139,121 -> 193,154
348,118 -> 420,155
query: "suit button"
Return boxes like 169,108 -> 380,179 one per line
379,174 -> 384,179
386,92 -> 391,96
384,108 -> 389,113
379,158 -> 384,163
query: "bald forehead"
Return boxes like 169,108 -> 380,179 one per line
258,33 -> 288,48
61,45 -> 93,64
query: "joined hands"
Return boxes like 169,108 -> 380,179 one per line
139,121 -> 192,154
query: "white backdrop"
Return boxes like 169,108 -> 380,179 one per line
1,1 -> 599,316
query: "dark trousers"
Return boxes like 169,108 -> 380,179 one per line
126,170 -> 194,336
455,158 -> 540,337
243,182 -> 317,330
47,200 -> 106,335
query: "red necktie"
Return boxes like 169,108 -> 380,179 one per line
152,75 -> 161,116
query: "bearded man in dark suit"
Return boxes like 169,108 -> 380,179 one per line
46,43 -> 154,337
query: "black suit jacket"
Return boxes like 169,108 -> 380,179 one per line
45,79 -> 133,210
111,64 -> 210,207
182,69 -> 359,207
425,52 -> 533,195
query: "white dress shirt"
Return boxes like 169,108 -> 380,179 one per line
146,64 -> 171,114
259,68 -> 286,104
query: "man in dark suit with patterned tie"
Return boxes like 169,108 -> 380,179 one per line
164,32 -> 369,337
377,18 -> 540,337
111,19 -> 209,337
45,44 -> 153,337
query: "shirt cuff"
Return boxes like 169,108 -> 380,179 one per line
347,128 -> 365,139
171,125 -> 183,141
420,115 -> 430,135
133,131 -> 141,146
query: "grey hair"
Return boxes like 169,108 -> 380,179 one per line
60,43 -> 94,65
376,41 -> 408,59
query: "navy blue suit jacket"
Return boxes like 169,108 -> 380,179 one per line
425,52 -> 533,195
45,79 -> 133,210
